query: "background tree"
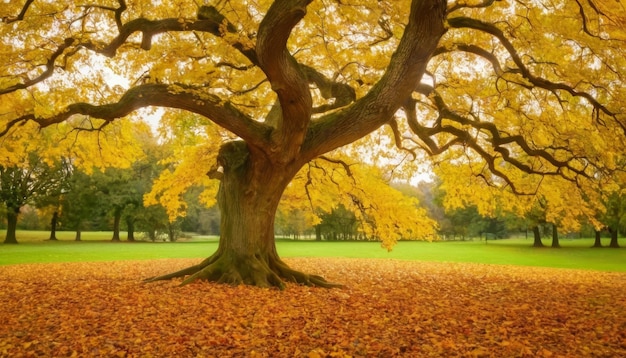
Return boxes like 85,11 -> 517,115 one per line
60,169 -> 100,241
34,158 -> 73,241
1,1 -> 624,287
315,205 -> 360,241
0,153 -> 64,244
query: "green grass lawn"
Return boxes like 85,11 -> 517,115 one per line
1,230 -> 624,272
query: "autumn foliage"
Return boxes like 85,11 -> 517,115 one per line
1,258 -> 624,357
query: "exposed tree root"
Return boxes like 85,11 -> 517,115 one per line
143,252 -> 343,289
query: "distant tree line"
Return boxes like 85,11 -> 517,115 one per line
274,180 -> 624,247
2,155 -> 624,247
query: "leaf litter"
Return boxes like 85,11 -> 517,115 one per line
0,258 -> 625,357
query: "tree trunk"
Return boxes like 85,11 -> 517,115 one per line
591,230 -> 603,248
167,223 -> 176,242
48,211 -> 59,241
532,226 -> 544,247
4,209 -> 19,244
75,229 -> 82,241
551,224 -> 560,248
126,216 -> 135,242
608,227 -> 620,248
111,207 -> 122,241
145,142 -> 340,289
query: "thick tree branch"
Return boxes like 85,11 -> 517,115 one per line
93,17 -> 225,57
256,0 -> 313,159
302,0 -> 448,160
402,98 -> 463,156
1,84 -> 271,148
301,65 -> 356,114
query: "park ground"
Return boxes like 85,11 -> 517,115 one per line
1,233 -> 625,356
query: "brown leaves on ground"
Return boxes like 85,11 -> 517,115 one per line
1,258 -> 625,357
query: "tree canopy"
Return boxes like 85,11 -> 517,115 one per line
1,0 -> 625,287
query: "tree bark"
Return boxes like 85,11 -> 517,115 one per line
167,223 -> 176,242
146,142 -> 340,288
591,230 -> 603,248
532,226 -> 544,247
126,216 -> 135,242
551,224 -> 560,248
608,227 -> 620,248
111,207 -> 122,241
48,211 -> 59,240
4,209 -> 19,244
75,229 -> 82,241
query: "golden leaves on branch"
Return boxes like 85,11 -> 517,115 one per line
1,258 -> 625,357
283,156 -> 438,248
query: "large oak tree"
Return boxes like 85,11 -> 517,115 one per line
1,0 -> 624,287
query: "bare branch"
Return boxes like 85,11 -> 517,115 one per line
402,98 -> 463,155
369,17 -> 394,46
433,44 -> 506,76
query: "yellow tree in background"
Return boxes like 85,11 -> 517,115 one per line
1,0 -> 624,287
